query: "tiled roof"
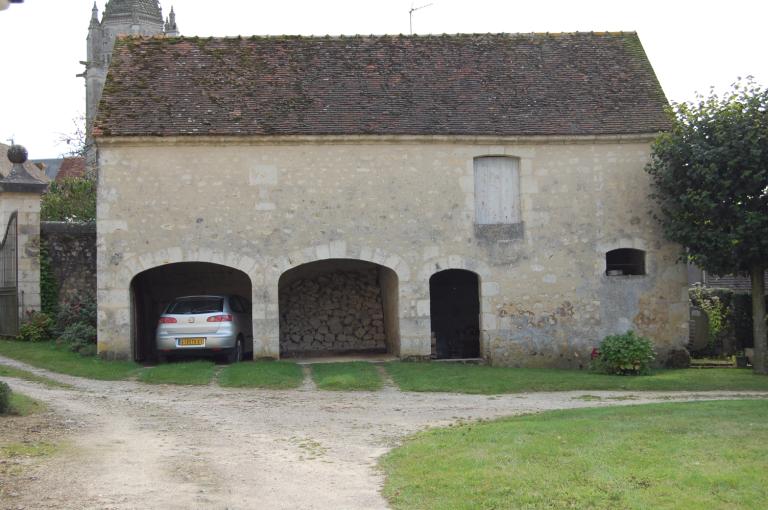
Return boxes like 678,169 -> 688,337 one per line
95,32 -> 670,138
705,273 -> 768,294
56,157 -> 87,181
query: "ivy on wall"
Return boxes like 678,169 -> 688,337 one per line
39,243 -> 58,316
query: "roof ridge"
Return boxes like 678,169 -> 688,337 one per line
113,31 -> 639,43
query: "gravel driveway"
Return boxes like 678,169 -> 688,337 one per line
1,356 -> 765,510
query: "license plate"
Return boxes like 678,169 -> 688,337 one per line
177,337 -> 205,347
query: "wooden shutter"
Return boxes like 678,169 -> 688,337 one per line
474,157 -> 520,224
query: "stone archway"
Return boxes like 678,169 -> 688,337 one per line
278,259 -> 400,357
129,262 -> 252,362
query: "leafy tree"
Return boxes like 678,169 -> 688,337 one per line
646,79 -> 768,373
41,177 -> 96,222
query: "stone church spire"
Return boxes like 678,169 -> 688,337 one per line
164,6 -> 179,37
82,1 -> 179,170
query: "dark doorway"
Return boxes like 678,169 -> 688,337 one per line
130,262 -> 252,362
429,269 -> 480,359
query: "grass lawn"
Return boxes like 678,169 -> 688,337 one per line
0,340 -> 139,381
0,364 -> 71,389
219,360 -> 304,389
311,361 -> 383,391
381,400 -> 768,510
385,362 -> 768,394
7,392 -> 47,416
136,360 -> 215,385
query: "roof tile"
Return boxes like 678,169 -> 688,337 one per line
95,32 -> 670,138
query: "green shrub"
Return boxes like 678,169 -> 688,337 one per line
41,177 -> 96,222
689,287 -> 735,356
0,382 -> 10,414
592,331 -> 655,375
17,312 -> 54,343
56,322 -> 97,356
55,295 -> 97,335
689,287 -> 767,356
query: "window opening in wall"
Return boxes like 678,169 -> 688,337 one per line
605,248 -> 646,276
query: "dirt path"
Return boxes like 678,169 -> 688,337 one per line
2,356 -> 766,509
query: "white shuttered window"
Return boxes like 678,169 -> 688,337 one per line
473,156 -> 521,225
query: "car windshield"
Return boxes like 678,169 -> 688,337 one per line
166,297 -> 224,315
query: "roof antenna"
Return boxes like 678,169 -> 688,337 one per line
409,2 -> 433,35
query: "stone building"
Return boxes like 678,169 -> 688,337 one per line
93,32 -> 690,366
83,0 -> 178,166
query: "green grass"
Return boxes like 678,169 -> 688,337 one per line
136,360 -> 215,385
311,362 -> 383,391
7,392 -> 46,416
0,441 -> 58,458
0,364 -> 71,389
386,362 -> 768,394
381,400 -> 768,510
0,340 -> 139,380
219,360 -> 304,389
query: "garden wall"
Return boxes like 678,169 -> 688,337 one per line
41,221 -> 96,307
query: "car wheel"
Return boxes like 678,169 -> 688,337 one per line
157,352 -> 167,364
228,338 -> 243,364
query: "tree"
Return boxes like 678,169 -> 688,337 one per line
41,177 -> 96,222
646,79 -> 768,373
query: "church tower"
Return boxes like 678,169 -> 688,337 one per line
83,1 -> 179,153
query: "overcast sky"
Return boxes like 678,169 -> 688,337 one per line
0,0 -> 766,158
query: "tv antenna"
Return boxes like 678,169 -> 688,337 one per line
409,2 -> 433,35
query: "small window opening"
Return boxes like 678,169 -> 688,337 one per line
606,248 -> 646,276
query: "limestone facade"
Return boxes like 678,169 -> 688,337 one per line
0,192 -> 42,321
96,135 -> 690,366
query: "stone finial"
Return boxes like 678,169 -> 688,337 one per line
1,144 -> 47,194
7,144 -> 27,164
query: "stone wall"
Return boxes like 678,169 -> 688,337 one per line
96,136 -> 690,365
279,267 -> 387,356
41,222 -> 96,306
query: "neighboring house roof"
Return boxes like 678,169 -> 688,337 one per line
31,159 -> 64,180
30,157 -> 85,181
0,144 -> 50,183
95,32 -> 670,139
57,157 -> 87,181
700,272 -> 768,294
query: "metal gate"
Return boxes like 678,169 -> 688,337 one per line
0,212 -> 19,337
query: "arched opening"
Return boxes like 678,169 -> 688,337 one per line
429,269 -> 480,359
130,262 -> 252,362
278,259 -> 400,357
605,248 -> 646,276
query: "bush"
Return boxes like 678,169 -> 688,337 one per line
17,311 -> 54,343
664,348 -> 691,369
689,287 -> 767,356
0,382 -> 10,415
53,296 -> 98,356
56,322 -> 97,356
689,287 -> 735,356
55,295 -> 97,335
591,331 -> 656,375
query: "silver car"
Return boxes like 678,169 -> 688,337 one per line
155,295 -> 253,363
